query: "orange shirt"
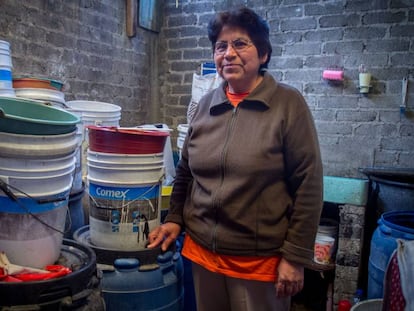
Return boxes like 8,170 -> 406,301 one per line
182,234 -> 280,282
226,88 -> 249,107
181,87 -> 281,282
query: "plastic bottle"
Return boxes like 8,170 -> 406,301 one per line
353,289 -> 364,305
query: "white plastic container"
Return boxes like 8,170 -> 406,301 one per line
314,234 -> 335,265
0,194 -> 68,268
65,100 -> 122,186
14,87 -> 66,108
0,129 -> 79,158
0,40 -> 14,97
350,299 -> 383,310
0,152 -> 75,197
87,150 -> 164,250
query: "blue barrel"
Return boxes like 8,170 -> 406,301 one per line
64,184 -> 86,239
368,211 -> 414,299
101,251 -> 184,310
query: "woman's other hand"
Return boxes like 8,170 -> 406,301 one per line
275,258 -> 304,297
147,222 -> 181,251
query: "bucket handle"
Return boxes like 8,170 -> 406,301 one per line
0,179 -> 71,235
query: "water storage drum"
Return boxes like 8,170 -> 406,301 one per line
0,239 -> 105,310
73,225 -> 184,311
368,210 -> 414,299
360,167 -> 414,213
101,252 -> 184,311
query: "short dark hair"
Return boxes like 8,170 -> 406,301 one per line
207,7 -> 272,70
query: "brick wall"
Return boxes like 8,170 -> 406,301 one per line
1,0 -> 413,177
0,0 -> 153,126
160,0 -> 414,178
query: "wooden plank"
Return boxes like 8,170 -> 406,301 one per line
126,0 -> 137,37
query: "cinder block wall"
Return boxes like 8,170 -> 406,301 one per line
160,0 -> 414,177
0,0 -> 154,126
0,1 -> 413,176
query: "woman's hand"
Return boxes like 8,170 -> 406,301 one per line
147,222 -> 181,251
275,258 -> 304,297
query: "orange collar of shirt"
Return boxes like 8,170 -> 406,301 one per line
226,86 -> 249,107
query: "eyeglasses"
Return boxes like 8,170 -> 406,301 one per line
214,38 -> 253,55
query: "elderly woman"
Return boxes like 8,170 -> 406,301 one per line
148,7 -> 323,311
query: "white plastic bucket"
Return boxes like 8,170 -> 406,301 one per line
64,100 -> 122,188
65,100 -> 122,132
316,218 -> 338,264
0,152 -> 76,197
0,129 -> 79,158
0,137 -> 74,268
314,234 -> 335,265
87,150 -> 164,168
87,151 -> 164,250
0,40 -> 14,97
177,124 -> 189,159
350,299 -> 383,310
0,190 -> 69,269
14,88 -> 66,108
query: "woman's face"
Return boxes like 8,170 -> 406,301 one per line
214,26 -> 268,93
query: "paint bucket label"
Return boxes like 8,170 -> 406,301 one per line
88,182 -> 161,250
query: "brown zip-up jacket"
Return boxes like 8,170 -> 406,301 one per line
165,72 -> 323,267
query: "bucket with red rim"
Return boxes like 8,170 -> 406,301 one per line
87,126 -> 169,154
86,126 -> 169,251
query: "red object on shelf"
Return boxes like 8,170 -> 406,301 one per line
338,299 -> 352,311
87,125 -> 169,154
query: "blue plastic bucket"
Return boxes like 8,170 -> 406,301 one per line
367,210 -> 414,299
101,251 -> 184,311
64,184 -> 86,239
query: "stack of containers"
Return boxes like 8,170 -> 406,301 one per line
13,76 -> 66,109
0,96 -> 80,268
64,100 -> 122,190
0,39 -> 15,97
86,126 -> 169,250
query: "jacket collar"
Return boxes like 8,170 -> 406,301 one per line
209,72 -> 277,115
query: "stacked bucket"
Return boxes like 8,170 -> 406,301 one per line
72,125 -> 186,311
85,125 -> 169,250
0,97 -> 80,269
0,40 -> 15,97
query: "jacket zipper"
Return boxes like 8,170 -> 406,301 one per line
211,105 -> 239,252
